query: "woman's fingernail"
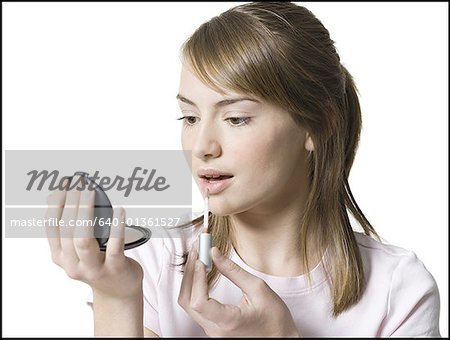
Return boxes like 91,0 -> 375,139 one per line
195,260 -> 203,272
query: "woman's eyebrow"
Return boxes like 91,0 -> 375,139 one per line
176,94 -> 260,108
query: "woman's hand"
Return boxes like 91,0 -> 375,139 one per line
45,175 -> 143,300
178,245 -> 300,337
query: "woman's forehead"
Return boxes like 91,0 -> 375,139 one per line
178,65 -> 262,107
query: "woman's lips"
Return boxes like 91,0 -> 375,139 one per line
199,176 -> 234,195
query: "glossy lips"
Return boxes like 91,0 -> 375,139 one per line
198,168 -> 234,195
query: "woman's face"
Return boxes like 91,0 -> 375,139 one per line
178,64 -> 312,216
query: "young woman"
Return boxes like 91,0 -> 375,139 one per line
46,2 -> 441,337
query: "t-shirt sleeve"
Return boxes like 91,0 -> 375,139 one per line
381,251 -> 441,337
124,237 -> 165,336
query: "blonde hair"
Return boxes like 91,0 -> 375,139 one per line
179,2 -> 380,317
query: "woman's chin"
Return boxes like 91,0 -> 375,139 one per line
208,201 -> 233,217
209,202 -> 249,217
206,191 -> 253,216
208,206 -> 231,217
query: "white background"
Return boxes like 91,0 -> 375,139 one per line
2,2 -> 448,337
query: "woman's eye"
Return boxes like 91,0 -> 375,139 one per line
176,116 -> 251,127
226,117 -> 251,127
176,116 -> 198,126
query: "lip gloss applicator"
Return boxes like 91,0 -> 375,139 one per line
199,188 -> 212,272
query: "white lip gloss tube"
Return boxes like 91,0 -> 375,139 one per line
199,189 -> 212,272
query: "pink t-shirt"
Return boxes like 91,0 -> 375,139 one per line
91,215 -> 441,337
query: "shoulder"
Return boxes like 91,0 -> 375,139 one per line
353,231 -> 435,278
353,231 -> 437,286
354,231 -> 414,257
353,232 -> 440,336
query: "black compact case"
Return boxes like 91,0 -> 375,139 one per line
70,171 -> 151,250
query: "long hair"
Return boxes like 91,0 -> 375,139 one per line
178,2 -> 380,317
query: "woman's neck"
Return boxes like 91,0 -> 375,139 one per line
229,196 -> 319,277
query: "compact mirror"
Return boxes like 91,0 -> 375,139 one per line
70,171 -> 151,250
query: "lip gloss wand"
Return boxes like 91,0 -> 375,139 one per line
199,188 -> 212,272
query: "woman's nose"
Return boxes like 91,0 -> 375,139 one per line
192,124 -> 222,160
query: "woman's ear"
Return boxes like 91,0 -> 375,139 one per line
305,132 -> 315,152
